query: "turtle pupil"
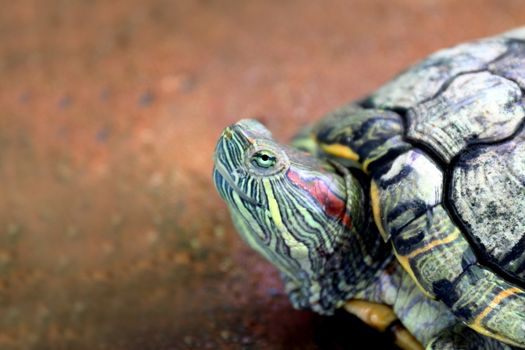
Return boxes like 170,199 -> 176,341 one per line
261,154 -> 269,161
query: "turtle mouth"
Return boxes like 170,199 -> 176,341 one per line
213,160 -> 261,207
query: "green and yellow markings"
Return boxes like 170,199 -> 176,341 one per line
370,177 -> 453,299
370,180 -> 389,241
395,224 -> 463,300
319,143 -> 360,162
230,190 -> 299,280
469,287 -> 523,347
263,178 -> 286,231
362,157 -> 375,174
318,141 -> 380,175
393,249 -> 435,299
262,178 -> 312,271
406,228 -> 461,259
230,192 -> 273,252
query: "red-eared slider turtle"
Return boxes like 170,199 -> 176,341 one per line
212,28 -> 525,349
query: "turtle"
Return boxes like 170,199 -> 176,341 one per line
212,27 -> 525,350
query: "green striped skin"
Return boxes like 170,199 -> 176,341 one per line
213,119 -> 390,314
313,105 -> 411,176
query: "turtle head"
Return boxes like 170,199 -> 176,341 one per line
213,119 -> 377,313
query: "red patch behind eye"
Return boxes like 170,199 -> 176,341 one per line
286,169 -> 352,229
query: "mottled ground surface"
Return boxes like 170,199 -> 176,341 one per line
1,1 -> 525,349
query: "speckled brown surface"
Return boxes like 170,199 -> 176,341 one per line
1,1 -> 525,349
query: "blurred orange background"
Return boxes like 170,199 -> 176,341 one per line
1,1 -> 525,349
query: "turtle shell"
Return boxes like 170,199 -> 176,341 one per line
366,28 -> 525,286
367,30 -> 525,286
314,27 -> 525,346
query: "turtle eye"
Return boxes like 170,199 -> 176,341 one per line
251,150 -> 277,169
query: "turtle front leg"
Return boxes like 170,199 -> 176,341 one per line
344,300 -> 423,350
282,276 -> 422,350
426,325 -> 516,350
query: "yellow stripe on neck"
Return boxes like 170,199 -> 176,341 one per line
263,178 -> 285,230
262,178 -> 311,271
320,143 -> 360,162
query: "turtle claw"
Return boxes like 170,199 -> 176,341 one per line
344,300 -> 423,350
